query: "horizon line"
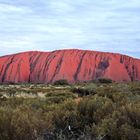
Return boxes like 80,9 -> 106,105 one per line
0,48 -> 140,60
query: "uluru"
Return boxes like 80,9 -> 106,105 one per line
0,49 -> 140,84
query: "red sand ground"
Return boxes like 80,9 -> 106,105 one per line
0,49 -> 140,83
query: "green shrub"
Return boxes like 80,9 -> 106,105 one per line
98,78 -> 113,83
77,95 -> 114,123
45,92 -> 76,104
71,84 -> 97,97
53,79 -> 69,85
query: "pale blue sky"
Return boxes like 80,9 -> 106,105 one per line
0,0 -> 140,58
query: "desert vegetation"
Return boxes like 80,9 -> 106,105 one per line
0,81 -> 140,140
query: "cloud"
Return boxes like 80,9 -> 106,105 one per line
0,3 -> 32,14
0,0 -> 140,58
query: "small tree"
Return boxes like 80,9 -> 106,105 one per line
98,78 -> 113,83
53,79 -> 69,86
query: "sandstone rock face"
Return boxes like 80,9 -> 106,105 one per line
0,49 -> 140,83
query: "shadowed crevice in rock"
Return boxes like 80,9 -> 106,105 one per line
74,52 -> 87,81
1,56 -> 15,82
50,51 -> 65,82
98,60 -> 109,70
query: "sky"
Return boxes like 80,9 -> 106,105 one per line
0,0 -> 140,58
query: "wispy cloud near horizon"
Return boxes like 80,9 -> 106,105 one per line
0,0 -> 140,58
